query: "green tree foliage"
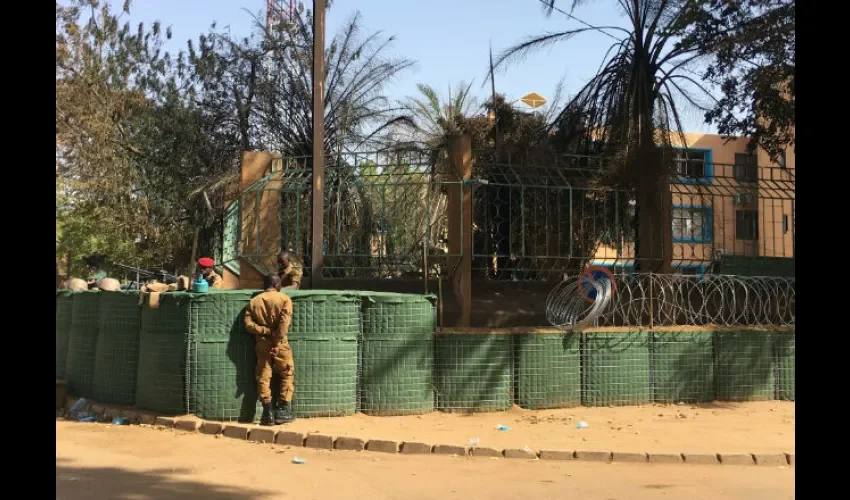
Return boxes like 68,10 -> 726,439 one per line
494,0 -> 721,272
673,0 -> 795,160
56,0 -> 187,276
56,0 -> 410,279
402,81 -> 479,149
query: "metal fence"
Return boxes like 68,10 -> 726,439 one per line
235,149 -> 463,280
233,149 -> 795,282
471,151 -> 796,280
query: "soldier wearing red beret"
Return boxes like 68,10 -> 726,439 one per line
197,257 -> 223,289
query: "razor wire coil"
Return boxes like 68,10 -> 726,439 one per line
546,273 -> 795,330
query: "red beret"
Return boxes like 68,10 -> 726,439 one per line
198,257 -> 215,268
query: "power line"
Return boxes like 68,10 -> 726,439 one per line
535,0 -> 620,41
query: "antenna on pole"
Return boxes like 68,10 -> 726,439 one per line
266,0 -> 297,29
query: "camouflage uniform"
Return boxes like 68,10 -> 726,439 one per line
87,270 -> 107,282
202,269 -> 224,289
244,288 -> 294,404
278,261 -> 303,289
87,270 -> 107,289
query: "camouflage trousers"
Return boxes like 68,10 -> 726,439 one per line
255,337 -> 295,404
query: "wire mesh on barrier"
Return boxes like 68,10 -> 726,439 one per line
239,150 -> 462,280
547,273 -> 795,329
65,291 -> 101,398
92,291 -> 141,406
358,294 -> 436,416
135,294 -> 190,415
434,334 -> 513,412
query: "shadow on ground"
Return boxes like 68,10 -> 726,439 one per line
56,458 -> 273,500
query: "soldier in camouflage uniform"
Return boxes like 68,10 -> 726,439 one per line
276,251 -> 302,290
244,274 -> 296,425
197,257 -> 223,289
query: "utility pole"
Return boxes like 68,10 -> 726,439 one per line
489,43 -> 500,149
311,0 -> 326,287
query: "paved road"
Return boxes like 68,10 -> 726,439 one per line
56,421 -> 794,500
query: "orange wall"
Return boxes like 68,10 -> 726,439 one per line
593,132 -> 795,268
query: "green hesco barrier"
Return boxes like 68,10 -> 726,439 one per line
65,291 -> 101,397
775,331 -> 795,401
435,334 -> 512,412
135,290 -> 361,420
359,293 -> 436,416
714,330 -> 775,401
190,290 -> 259,421
135,293 -> 191,414
651,331 -> 715,403
287,291 -> 360,417
515,333 -> 581,409
56,290 -> 74,379
582,331 -> 650,406
92,292 -> 142,405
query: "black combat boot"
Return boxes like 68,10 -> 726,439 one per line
260,402 -> 274,426
274,400 -> 295,424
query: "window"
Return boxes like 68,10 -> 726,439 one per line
734,153 -> 758,183
778,150 -> 787,169
735,210 -> 759,240
672,206 -> 713,243
673,148 -> 712,181
782,214 -> 789,234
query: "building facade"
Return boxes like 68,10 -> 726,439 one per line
592,132 -> 795,275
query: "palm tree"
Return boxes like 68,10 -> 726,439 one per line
259,10 -> 415,156
401,81 -> 479,149
494,0 -> 711,273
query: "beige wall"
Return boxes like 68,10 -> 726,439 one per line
592,132 -> 795,269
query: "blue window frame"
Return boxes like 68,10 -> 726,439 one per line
590,261 -> 635,275
672,205 -> 713,243
672,147 -> 713,184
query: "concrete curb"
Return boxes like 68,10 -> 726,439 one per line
58,398 -> 794,467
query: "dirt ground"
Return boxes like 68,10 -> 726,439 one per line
56,420 -> 794,500
212,401 -> 794,454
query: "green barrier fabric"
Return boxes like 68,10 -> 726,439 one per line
135,293 -> 190,414
65,291 -> 101,397
359,292 -> 435,415
56,290 -> 74,379
714,331 -> 775,401
582,331 -> 651,407
92,292 -> 142,405
651,331 -> 715,403
435,334 -> 512,412
515,333 -> 581,409
775,331 -> 795,401
287,293 -> 361,417
190,291 -> 257,421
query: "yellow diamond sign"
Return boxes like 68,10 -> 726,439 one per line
519,92 -> 547,109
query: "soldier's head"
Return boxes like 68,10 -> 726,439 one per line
277,251 -> 290,268
263,274 -> 282,292
198,257 -> 215,276
85,253 -> 106,272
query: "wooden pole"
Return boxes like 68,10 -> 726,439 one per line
447,135 -> 473,327
311,0 -> 326,288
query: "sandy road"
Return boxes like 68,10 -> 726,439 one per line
56,421 -> 794,500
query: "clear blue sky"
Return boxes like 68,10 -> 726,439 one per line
124,0 -> 716,132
